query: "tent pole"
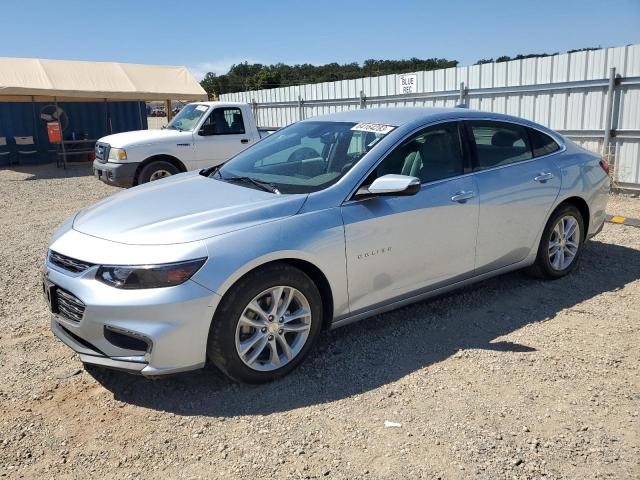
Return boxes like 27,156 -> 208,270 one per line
166,99 -> 173,122
103,98 -> 108,134
31,96 -> 39,149
105,98 -> 112,134
55,97 -> 67,169
138,101 -> 144,129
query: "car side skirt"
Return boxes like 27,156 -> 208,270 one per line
330,258 -> 533,330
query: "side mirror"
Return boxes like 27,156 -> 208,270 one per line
198,123 -> 216,136
355,174 -> 421,199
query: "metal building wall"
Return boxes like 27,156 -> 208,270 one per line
221,44 -> 640,188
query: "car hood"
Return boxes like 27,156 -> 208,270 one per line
99,129 -> 188,148
73,172 -> 308,245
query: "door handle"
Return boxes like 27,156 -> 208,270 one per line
534,172 -> 554,183
451,190 -> 475,203
240,139 -> 249,144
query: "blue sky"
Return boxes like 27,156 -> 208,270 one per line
1,0 -> 638,79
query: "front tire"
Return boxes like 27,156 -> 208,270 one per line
137,160 -> 179,184
207,264 -> 323,383
527,203 -> 585,280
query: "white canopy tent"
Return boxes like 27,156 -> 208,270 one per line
0,57 -> 206,167
0,57 -> 207,101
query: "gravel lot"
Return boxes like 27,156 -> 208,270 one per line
1,165 -> 639,479
606,192 -> 640,220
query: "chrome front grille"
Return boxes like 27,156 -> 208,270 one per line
56,288 -> 86,323
95,142 -> 109,164
49,251 -> 94,274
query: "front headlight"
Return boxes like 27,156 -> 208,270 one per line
108,147 -> 127,161
96,258 -> 206,289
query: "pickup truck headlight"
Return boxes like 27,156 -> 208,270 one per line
96,258 -> 206,289
108,147 -> 127,161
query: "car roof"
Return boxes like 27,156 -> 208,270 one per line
195,101 -> 247,107
308,107 -> 457,125
307,107 -> 542,129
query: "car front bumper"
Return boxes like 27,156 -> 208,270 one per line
93,160 -> 139,188
45,253 -> 220,377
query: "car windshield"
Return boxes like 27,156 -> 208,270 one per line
214,121 -> 393,194
167,104 -> 209,131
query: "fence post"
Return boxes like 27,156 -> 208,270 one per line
602,67 -> 617,168
360,90 -> 367,109
251,98 -> 258,122
298,95 -> 305,120
458,82 -> 468,107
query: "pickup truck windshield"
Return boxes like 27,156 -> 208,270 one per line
167,104 -> 209,131
214,121 -> 392,194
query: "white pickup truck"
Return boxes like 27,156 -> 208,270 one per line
93,102 -> 272,187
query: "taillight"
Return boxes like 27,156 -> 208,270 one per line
599,158 -> 610,175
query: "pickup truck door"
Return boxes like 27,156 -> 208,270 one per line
194,107 -> 254,168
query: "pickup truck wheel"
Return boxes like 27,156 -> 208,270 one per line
207,264 -> 323,383
138,161 -> 179,184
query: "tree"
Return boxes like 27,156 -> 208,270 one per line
200,72 -> 219,99
201,48 -> 600,94
199,58 -> 459,95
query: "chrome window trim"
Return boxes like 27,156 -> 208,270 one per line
468,146 -> 566,176
342,117 -> 566,205
464,118 -> 564,172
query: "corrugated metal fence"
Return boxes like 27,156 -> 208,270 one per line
221,44 -> 640,189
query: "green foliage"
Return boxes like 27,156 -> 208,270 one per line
200,47 -> 604,98
474,47 -> 601,65
200,58 -> 458,98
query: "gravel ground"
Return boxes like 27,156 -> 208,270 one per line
606,193 -> 640,219
0,165 -> 639,479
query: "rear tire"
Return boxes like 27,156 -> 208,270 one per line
137,160 -> 179,184
526,203 -> 585,280
207,264 -> 323,383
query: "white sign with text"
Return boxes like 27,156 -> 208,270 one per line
399,74 -> 417,94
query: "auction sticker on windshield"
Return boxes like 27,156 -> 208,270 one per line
351,123 -> 396,134
195,105 -> 208,112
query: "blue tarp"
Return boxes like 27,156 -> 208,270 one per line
0,100 -> 147,165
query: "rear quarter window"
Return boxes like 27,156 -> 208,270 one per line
528,128 -> 561,157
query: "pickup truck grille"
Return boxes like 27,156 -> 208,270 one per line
95,142 -> 109,163
49,251 -> 94,274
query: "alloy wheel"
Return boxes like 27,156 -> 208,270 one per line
548,215 -> 580,271
234,286 -> 312,371
149,169 -> 172,181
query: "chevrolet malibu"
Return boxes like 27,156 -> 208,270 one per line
44,108 -> 610,383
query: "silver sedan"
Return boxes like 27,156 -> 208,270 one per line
44,108 -> 610,383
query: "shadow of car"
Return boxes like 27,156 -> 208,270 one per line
86,239 -> 640,417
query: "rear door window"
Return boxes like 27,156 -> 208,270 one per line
468,121 -> 533,171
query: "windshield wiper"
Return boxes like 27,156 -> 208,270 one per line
200,164 -> 222,177
200,166 -> 279,194
222,176 -> 281,194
